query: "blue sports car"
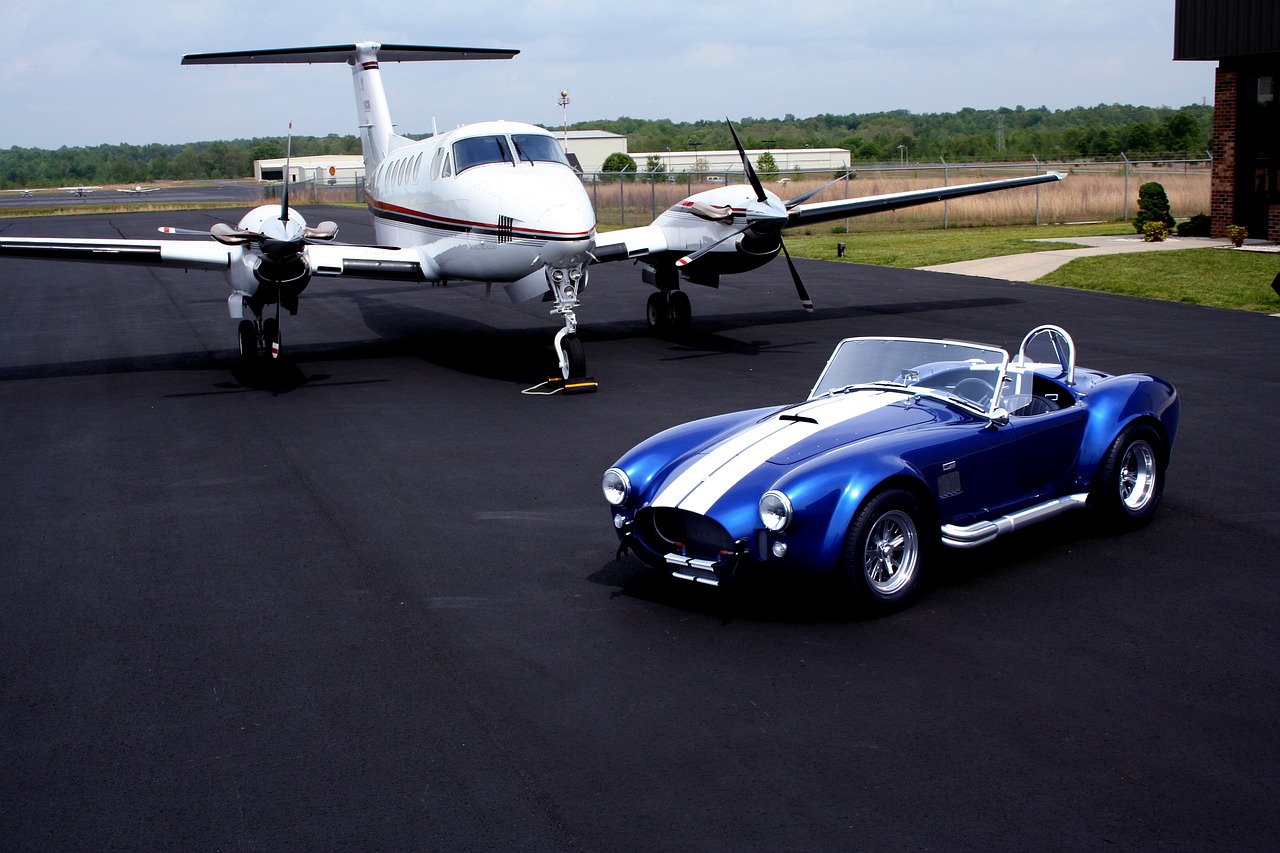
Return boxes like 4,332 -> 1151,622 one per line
602,325 -> 1179,613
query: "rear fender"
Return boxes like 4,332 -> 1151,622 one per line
1074,375 -> 1179,488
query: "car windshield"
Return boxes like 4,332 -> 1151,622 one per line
808,337 -> 1009,401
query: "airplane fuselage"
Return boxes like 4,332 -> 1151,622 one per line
365,121 -> 596,284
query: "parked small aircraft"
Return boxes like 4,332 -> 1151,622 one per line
595,123 -> 1063,330
0,40 -> 1063,381
117,185 -> 158,195
62,186 -> 100,197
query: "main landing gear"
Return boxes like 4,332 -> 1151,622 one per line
645,290 -> 691,334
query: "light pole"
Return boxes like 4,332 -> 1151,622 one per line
558,90 -> 570,153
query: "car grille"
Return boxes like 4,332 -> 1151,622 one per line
635,507 -> 736,561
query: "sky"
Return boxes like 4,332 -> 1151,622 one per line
1,0 -> 1215,150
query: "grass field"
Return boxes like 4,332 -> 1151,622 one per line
783,223 -> 1280,314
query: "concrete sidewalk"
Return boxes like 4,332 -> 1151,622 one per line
918,234 -> 1240,281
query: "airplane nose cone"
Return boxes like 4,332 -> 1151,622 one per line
538,203 -> 596,246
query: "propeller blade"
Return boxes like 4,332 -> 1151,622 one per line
211,222 -> 259,245
157,226 -> 216,236
279,124 -> 293,224
779,238 -> 814,312
727,120 -> 767,203
785,170 -> 852,209
674,223 -> 752,268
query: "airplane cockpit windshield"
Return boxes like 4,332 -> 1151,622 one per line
452,133 -> 570,173
510,134 -> 570,166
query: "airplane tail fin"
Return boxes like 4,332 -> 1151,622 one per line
182,42 -> 518,175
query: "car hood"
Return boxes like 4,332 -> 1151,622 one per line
649,389 -> 938,515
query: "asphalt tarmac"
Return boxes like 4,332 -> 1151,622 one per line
2,208 -> 1277,851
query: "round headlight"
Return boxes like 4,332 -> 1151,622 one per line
759,490 -> 793,532
602,468 -> 631,506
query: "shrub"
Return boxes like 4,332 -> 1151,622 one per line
1176,213 -> 1212,237
1143,221 -> 1170,242
600,152 -> 637,183
1133,181 -> 1175,233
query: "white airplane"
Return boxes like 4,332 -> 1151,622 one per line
117,185 -> 158,195
62,186 -> 100,197
594,122 -> 1064,330
1,41 -> 598,377
0,40 -> 1063,381
6,189 -> 35,198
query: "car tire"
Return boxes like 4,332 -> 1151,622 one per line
841,488 -> 932,614
1091,424 -> 1165,529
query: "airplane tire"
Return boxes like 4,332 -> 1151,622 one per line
669,290 -> 692,330
238,320 -> 257,360
645,292 -> 670,333
563,334 -> 586,379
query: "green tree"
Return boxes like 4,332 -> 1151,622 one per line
644,154 -> 666,177
756,151 -> 779,181
600,151 -> 636,182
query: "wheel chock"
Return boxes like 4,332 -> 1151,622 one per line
522,376 -> 599,396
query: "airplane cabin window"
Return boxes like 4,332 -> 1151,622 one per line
442,154 -> 452,178
452,135 -> 514,173
431,147 -> 444,180
511,134 -> 570,166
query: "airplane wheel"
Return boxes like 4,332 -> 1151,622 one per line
562,334 -> 587,379
646,292 -> 670,333
263,317 -> 281,359
669,290 -> 692,330
238,320 -> 257,360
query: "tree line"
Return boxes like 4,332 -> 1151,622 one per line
0,134 -> 362,190
578,103 -> 1213,163
1,103 -> 1212,189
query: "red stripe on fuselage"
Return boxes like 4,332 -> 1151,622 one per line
368,197 -> 593,241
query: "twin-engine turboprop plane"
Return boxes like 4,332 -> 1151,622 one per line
0,41 -> 598,378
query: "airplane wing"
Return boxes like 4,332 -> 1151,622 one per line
786,171 -> 1064,228
0,235 -> 432,279
593,171 -> 1065,264
0,236 -> 236,270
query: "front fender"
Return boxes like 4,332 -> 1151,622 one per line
769,445 -> 927,575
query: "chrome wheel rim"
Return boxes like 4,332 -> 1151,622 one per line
1120,440 -> 1157,511
862,510 -> 919,595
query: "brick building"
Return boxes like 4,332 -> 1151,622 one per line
1175,0 -> 1280,240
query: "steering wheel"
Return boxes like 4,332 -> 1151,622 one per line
955,377 -> 995,408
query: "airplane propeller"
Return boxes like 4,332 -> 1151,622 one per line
674,120 -> 817,312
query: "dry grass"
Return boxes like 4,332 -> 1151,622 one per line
593,165 -> 1211,231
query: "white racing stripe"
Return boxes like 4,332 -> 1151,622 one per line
652,391 -> 898,515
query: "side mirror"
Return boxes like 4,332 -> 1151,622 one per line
987,408 -> 1010,428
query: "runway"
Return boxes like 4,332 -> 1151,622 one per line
2,208 -> 1277,850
